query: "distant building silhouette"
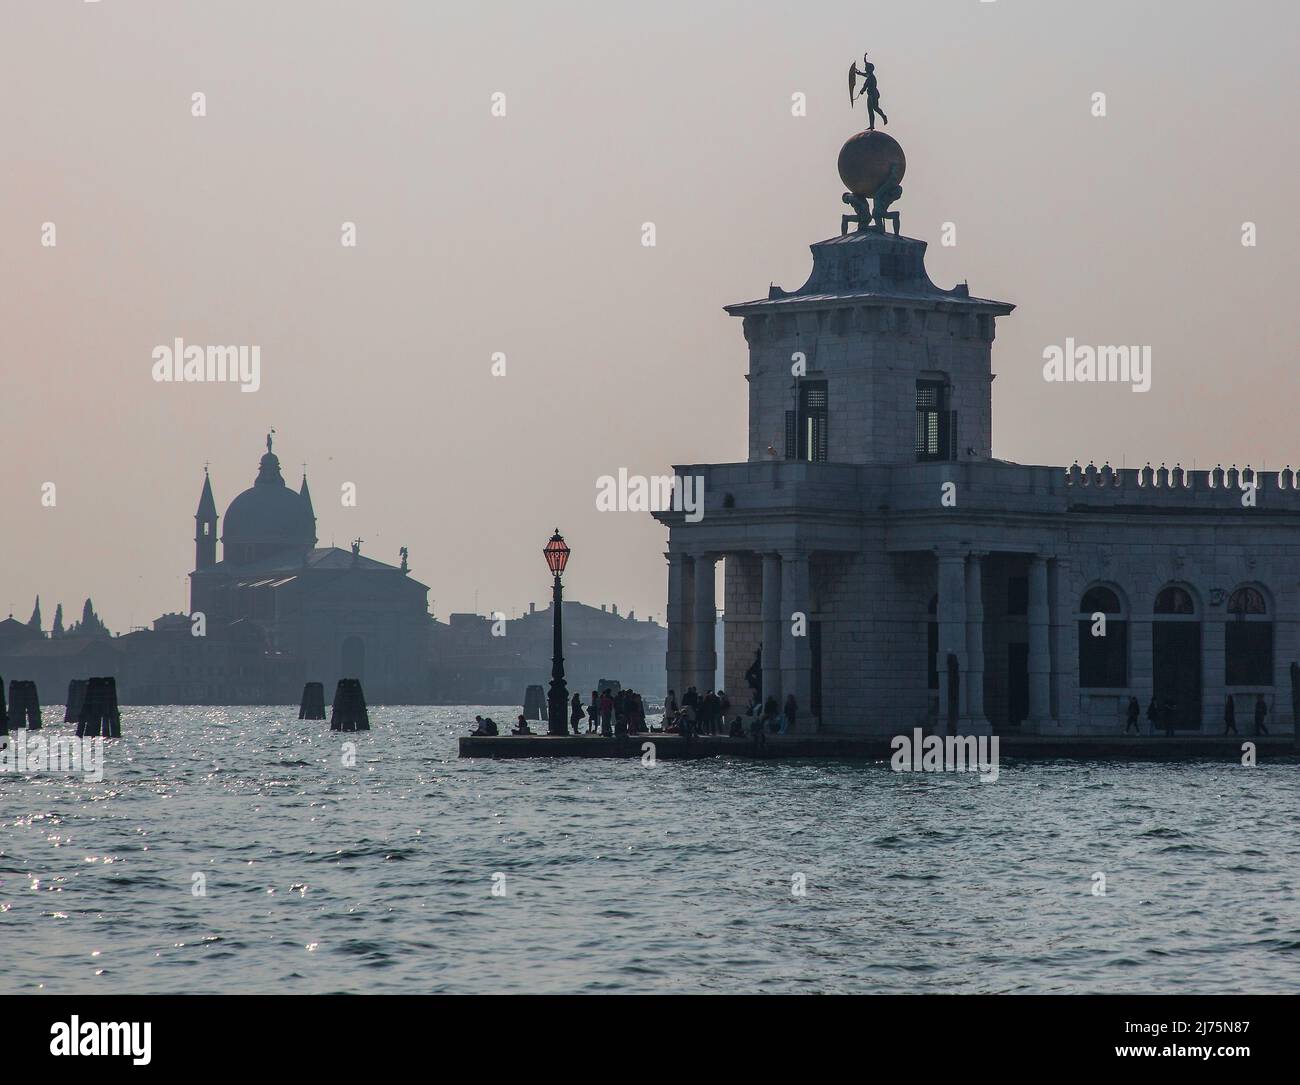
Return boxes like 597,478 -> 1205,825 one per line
432,600 -> 666,703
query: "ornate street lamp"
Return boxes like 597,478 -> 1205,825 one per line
543,529 -> 571,736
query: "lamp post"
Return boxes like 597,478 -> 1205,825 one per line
543,529 -> 571,736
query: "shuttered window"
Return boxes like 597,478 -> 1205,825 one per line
915,380 -> 956,461
785,380 -> 829,462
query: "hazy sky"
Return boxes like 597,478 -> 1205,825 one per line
1,0 -> 1296,632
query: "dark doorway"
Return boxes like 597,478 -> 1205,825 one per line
1007,642 -> 1028,727
1152,623 -> 1202,728
340,635 -> 366,682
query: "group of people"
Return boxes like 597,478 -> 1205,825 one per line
569,688 -> 648,737
1122,694 -> 1270,735
663,687 -> 799,743
469,688 -> 651,738
471,683 -> 804,742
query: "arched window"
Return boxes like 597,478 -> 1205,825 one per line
1154,586 -> 1196,614
1077,584 -> 1127,688
1227,586 -> 1266,615
1226,585 -> 1272,686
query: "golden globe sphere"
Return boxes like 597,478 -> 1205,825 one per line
837,130 -> 906,196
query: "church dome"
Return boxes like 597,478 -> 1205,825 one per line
221,438 -> 316,562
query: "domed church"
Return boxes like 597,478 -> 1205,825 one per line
188,434 -> 432,702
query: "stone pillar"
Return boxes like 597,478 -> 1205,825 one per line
936,548 -> 967,736
1050,557 -> 1079,733
964,552 -> 989,734
692,553 -> 717,693
780,551 -> 812,722
1026,555 -> 1053,731
1131,592 -> 1154,734
761,552 -> 783,706
1274,602 -> 1299,730
664,552 -> 689,700
1202,610 -> 1225,734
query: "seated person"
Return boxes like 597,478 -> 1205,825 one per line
469,714 -> 487,736
483,717 -> 499,736
511,714 -> 533,736
728,715 -> 745,738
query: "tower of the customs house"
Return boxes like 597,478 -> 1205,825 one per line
726,129 -> 1013,466
194,468 -> 218,570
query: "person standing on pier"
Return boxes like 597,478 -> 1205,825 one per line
783,694 -> 798,735
763,695 -> 780,733
1125,696 -> 1141,734
1253,695 -> 1270,735
588,690 -> 600,733
1223,695 -> 1238,735
700,690 -> 717,735
570,693 -> 585,735
748,698 -> 766,749
599,688 -> 614,736
1146,697 -> 1158,734
666,689 -> 678,722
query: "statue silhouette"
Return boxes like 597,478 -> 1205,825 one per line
849,54 -> 889,130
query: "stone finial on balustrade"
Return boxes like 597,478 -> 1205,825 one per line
1084,460 -> 1098,486
1282,465 -> 1296,490
1225,464 -> 1240,490
1099,461 -> 1115,487
1138,462 -> 1154,487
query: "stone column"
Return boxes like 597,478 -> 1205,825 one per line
964,552 -> 989,734
1049,557 -> 1079,733
1202,609 -> 1225,734
1026,554 -> 1052,731
692,553 -> 717,693
664,552 -> 689,700
936,547 -> 967,736
1131,590 -> 1154,734
761,552 -> 783,706
780,551 -> 812,722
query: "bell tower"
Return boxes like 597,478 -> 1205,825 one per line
195,468 -> 218,571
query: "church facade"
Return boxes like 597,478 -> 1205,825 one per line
653,147 -> 1297,737
187,436 -> 433,703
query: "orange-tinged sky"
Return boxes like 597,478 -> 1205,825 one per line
1,0 -> 1296,632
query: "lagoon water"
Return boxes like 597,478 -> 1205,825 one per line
1,706 -> 1297,994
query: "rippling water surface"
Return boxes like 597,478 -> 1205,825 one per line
1,707 -> 1297,993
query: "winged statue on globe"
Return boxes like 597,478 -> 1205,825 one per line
847,52 -> 889,130
840,52 -> 905,236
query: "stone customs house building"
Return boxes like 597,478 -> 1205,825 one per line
653,134 -> 1296,737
